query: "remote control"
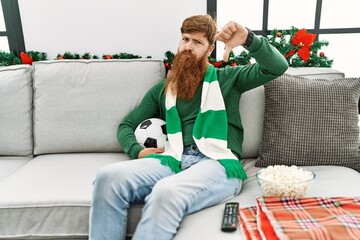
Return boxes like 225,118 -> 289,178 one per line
221,202 -> 239,232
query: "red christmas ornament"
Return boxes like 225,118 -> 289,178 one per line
210,61 -> 223,68
291,28 -> 316,62
164,62 -> 171,70
276,32 -> 282,37
20,52 -> 33,65
319,52 -> 325,57
105,55 -> 112,60
58,56 -> 64,60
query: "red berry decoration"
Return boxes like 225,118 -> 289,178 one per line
164,62 -> 171,70
276,32 -> 282,37
58,56 -> 64,60
230,62 -> 237,66
211,61 -> 223,68
319,52 -> 325,57
105,55 -> 112,59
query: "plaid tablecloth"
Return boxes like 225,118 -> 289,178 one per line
239,196 -> 360,240
238,206 -> 262,240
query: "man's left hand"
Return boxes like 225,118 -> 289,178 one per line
215,21 -> 248,62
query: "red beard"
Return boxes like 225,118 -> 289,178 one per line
165,50 -> 208,100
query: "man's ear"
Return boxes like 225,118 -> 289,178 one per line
208,44 -> 215,56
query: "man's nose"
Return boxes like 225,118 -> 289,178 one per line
185,42 -> 193,51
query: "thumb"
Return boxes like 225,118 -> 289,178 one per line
223,46 -> 232,62
154,148 -> 165,153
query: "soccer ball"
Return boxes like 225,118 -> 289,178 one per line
135,118 -> 167,148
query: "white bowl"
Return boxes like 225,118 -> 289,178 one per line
256,166 -> 316,198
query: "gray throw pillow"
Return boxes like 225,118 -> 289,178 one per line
256,74 -> 360,172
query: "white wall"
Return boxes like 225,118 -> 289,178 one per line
216,0 -> 360,77
16,1 -> 360,77
18,0 -> 207,60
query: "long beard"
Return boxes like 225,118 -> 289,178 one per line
165,50 -> 208,100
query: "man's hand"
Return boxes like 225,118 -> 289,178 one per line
138,148 -> 164,158
215,21 -> 248,62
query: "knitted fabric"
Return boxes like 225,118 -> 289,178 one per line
146,64 -> 247,180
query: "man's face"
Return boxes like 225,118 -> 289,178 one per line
165,32 -> 214,100
178,32 -> 214,60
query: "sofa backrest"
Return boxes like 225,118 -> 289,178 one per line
1,61 -> 346,158
0,65 -> 33,157
239,67 -> 345,159
32,59 -> 165,155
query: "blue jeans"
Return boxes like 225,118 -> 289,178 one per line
89,145 -> 242,240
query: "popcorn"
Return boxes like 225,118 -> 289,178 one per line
256,165 -> 315,198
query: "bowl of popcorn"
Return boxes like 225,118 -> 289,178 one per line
256,165 -> 316,198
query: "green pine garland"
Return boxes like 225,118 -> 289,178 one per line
163,50 -> 252,71
25,51 -> 48,62
0,50 -> 47,66
268,26 -> 333,67
0,27 -> 333,68
164,26 -> 332,69
0,51 -> 20,66
208,51 -> 252,67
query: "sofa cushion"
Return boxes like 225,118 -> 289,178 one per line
239,86 -> 265,158
359,115 -> 360,138
256,74 -> 360,171
287,67 -> 359,113
0,153 -> 128,239
173,159 -> 360,240
0,157 -> 31,182
32,59 -> 165,154
285,67 -> 345,80
0,65 -> 33,156
239,67 -> 345,159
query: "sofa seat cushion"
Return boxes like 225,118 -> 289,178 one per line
173,159 -> 360,239
0,157 -> 31,182
0,65 -> 33,157
0,153 -> 129,239
1,154 -> 358,240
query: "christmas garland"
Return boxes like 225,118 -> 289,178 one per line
0,27 -> 332,68
267,27 -> 332,68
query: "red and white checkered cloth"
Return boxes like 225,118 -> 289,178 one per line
238,196 -> 360,240
239,206 -> 262,240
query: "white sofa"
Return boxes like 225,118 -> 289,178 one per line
0,59 -> 359,240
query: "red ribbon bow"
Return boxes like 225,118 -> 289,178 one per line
291,28 -> 316,62
20,52 -> 33,65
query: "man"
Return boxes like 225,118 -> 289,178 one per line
89,15 -> 288,240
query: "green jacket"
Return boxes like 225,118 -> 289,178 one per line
118,35 -> 288,160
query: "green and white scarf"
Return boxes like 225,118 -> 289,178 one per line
146,64 -> 247,180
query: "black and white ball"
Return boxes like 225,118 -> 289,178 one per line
135,118 -> 167,148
